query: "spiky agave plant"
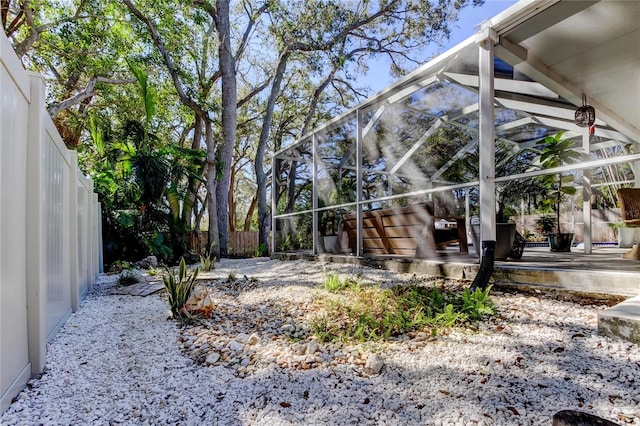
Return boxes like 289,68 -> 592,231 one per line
163,258 -> 199,319
199,243 -> 217,271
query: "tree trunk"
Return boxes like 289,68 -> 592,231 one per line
228,164 -> 236,232
205,122 -> 220,258
255,50 -> 290,256
182,115 -> 204,230
215,0 -> 237,257
244,193 -> 257,231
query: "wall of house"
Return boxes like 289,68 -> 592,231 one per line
1,32 -> 101,414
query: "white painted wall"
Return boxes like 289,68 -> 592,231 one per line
1,32 -> 102,414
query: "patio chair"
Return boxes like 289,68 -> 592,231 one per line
617,188 -> 640,260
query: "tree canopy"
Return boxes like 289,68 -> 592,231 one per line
4,0 -> 489,263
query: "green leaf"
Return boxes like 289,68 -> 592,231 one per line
117,210 -> 135,227
127,60 -> 156,124
89,115 -> 105,156
166,185 -> 181,221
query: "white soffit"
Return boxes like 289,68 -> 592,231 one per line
493,0 -> 640,141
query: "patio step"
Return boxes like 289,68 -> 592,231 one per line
492,267 -> 640,297
598,295 -> 640,345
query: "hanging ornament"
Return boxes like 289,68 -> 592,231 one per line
575,94 -> 595,127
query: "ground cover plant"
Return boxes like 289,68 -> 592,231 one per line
311,272 -> 495,342
117,269 -> 140,286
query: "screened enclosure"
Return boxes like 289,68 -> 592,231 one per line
272,0 -> 640,258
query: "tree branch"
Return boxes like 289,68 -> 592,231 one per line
123,0 -> 208,119
47,76 -> 136,118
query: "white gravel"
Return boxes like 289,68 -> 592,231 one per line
2,257 -> 639,425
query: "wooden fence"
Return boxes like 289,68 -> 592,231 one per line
188,231 -> 260,257
514,209 -> 622,242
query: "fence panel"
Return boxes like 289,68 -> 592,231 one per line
76,171 -> 91,300
187,231 -> 260,257
515,209 -> 622,242
25,73 -> 75,376
1,32 -> 102,414
229,231 -> 259,257
0,31 -> 31,414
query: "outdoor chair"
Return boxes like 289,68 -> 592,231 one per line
617,188 -> 640,260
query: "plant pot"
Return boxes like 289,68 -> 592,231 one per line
470,223 -> 516,260
548,233 -> 574,252
320,235 -> 338,253
618,227 -> 638,249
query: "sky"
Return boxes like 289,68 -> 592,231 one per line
364,0 -> 518,93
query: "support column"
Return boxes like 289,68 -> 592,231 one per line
478,28 -> 497,258
312,134 -> 318,255
520,198 -> 525,234
582,128 -> 593,254
633,157 -> 640,187
356,110 -> 364,256
271,158 -> 278,254
465,188 -> 471,243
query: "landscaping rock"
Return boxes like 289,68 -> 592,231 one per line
364,354 -> 384,375
135,256 -> 158,269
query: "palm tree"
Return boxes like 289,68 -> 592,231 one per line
539,132 -> 581,234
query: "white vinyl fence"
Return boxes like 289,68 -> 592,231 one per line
1,32 -> 102,413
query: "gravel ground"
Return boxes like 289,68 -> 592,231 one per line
2,257 -> 639,426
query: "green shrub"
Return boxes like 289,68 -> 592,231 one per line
163,258 -> 199,319
117,270 -> 140,286
310,282 -> 495,343
112,260 -> 132,272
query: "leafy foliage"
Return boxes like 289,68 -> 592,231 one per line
163,258 -> 200,319
323,269 -> 359,292
310,278 -> 495,342
535,215 -> 556,235
200,244 -> 217,272
117,270 -> 140,286
539,132 -> 581,233
82,64 -> 205,266
7,0 -> 491,263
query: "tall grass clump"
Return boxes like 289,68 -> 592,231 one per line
310,281 -> 495,343
323,269 -> 360,292
163,258 -> 199,319
200,243 -> 217,271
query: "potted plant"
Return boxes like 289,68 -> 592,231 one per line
318,193 -> 350,254
539,132 -> 581,252
612,222 -> 638,248
318,208 -> 340,253
535,214 -> 556,236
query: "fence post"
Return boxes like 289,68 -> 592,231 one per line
91,191 -> 100,282
25,73 -> 48,375
69,151 -> 80,311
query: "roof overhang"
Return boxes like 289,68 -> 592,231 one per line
489,0 -> 640,141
